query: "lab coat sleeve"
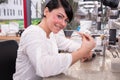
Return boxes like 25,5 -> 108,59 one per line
36,48 -> 72,77
24,31 -> 72,77
54,33 -> 82,52
26,40 -> 72,77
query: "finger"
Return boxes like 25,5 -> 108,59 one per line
77,32 -> 89,41
77,32 -> 84,38
83,34 -> 90,41
81,57 -> 88,62
83,33 -> 95,42
77,32 -> 86,40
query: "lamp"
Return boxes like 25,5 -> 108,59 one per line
102,0 -> 119,8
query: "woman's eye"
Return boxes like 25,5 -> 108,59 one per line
57,14 -> 69,24
57,15 -> 63,19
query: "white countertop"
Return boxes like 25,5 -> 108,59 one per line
43,51 -> 120,80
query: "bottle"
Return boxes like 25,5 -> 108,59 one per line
76,22 -> 81,32
76,25 -> 81,31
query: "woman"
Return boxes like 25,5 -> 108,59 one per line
13,0 -> 95,80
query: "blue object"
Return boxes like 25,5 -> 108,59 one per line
76,26 -> 80,31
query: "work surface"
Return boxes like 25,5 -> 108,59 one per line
0,36 -> 20,41
43,52 -> 120,80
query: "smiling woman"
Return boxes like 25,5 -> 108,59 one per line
38,0 -> 73,37
13,0 -> 95,80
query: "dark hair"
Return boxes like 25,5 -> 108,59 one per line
44,0 -> 73,23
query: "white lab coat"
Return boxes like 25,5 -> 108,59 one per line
13,25 -> 81,80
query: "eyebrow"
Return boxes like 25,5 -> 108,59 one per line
59,13 -> 69,21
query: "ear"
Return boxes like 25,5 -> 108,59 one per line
44,7 -> 49,17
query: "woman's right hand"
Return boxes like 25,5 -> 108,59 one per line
77,33 -> 96,58
81,33 -> 96,51
71,33 -> 96,65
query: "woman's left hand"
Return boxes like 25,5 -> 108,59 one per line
80,51 -> 92,62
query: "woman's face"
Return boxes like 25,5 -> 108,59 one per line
45,7 -> 69,34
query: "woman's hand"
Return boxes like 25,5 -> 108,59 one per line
71,33 -> 96,65
80,51 -> 92,62
77,33 -> 96,58
80,33 -> 95,52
